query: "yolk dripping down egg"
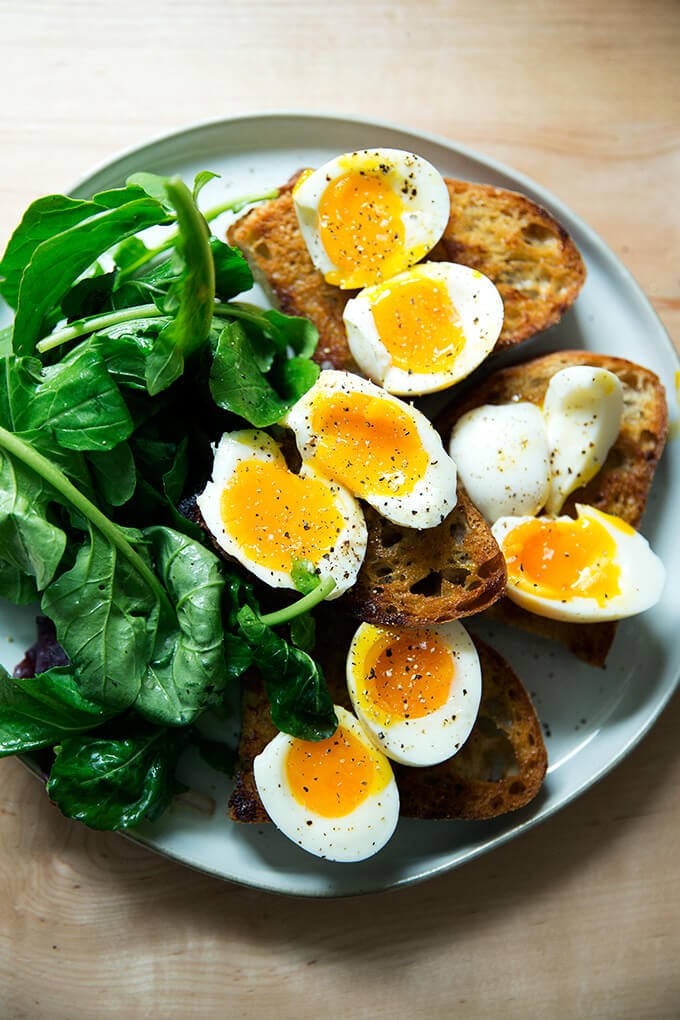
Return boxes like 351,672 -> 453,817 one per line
253,705 -> 400,862
346,620 -> 482,766
491,504 -> 665,622
292,148 -> 451,289
343,263 -> 504,395
282,370 -> 458,529
196,430 -> 367,597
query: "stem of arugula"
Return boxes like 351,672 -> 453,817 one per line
115,188 -> 279,284
36,304 -> 162,354
0,426 -> 175,618
259,576 -> 336,627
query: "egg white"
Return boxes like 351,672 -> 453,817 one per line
292,148 -> 451,289
343,263 -> 504,396
449,402 -> 551,523
543,366 -> 624,515
491,503 -> 665,622
253,706 -> 400,862
196,429 -> 367,598
282,370 -> 458,529
346,620 -> 482,767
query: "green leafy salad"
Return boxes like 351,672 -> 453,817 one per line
0,170 -> 339,830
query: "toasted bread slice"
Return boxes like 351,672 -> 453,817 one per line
395,636 -> 547,819
436,350 -> 669,666
228,616 -> 547,824
342,484 -> 507,626
227,175 -> 586,372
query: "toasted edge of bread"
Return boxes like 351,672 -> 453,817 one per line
395,635 -> 547,819
227,174 -> 586,372
228,621 -> 547,824
341,484 -> 507,626
435,350 -> 669,666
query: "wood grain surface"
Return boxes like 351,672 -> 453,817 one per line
1,1 -> 679,1017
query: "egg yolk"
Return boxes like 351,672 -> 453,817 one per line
306,391 -> 429,498
285,724 -> 391,818
219,459 -> 345,573
318,171 -> 408,288
501,514 -> 622,605
371,276 -> 466,373
359,627 -> 453,722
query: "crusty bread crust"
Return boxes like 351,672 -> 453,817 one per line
436,350 -> 669,666
395,636 -> 547,820
342,484 -> 507,626
227,174 -> 586,371
228,621 -> 547,824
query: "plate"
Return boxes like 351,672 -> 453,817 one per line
1,113 -> 678,897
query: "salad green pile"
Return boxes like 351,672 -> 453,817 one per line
0,171 -> 338,830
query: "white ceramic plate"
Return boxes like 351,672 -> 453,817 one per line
1,113 -> 678,897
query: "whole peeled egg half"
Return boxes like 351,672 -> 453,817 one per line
448,401 -> 551,522
346,620 -> 482,766
282,370 -> 458,529
253,705 -> 400,861
491,504 -> 665,622
343,262 -> 504,395
292,148 -> 451,289
196,429 -> 367,597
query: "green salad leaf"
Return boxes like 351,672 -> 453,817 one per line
0,168 -> 333,832
46,724 -> 187,829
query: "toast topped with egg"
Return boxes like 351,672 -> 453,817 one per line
436,350 -> 669,665
227,174 -> 586,372
229,615 -> 547,825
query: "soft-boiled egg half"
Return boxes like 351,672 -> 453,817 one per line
449,402 -> 552,522
491,504 -> 665,622
449,366 -> 625,523
343,263 -> 504,395
196,430 -> 367,597
292,148 -> 451,289
283,370 -> 458,529
346,620 -> 482,767
254,705 -> 400,862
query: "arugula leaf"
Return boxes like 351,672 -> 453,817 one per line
46,724 -> 186,829
209,320 -> 319,426
0,560 -> 39,604
12,195 -> 171,356
1,348 -> 133,452
0,665 -> 111,755
0,195 -> 107,308
0,445 -> 67,591
41,524 -> 160,712
87,441 -> 137,508
237,605 -> 336,741
210,238 -> 253,302
135,527 -> 228,726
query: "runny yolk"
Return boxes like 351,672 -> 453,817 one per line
501,515 -> 622,605
361,627 -> 453,721
220,459 -> 345,573
285,724 -> 388,818
307,391 -> 429,498
371,276 -> 466,373
318,171 -> 408,288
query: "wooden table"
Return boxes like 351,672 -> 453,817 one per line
1,1 -> 678,1016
